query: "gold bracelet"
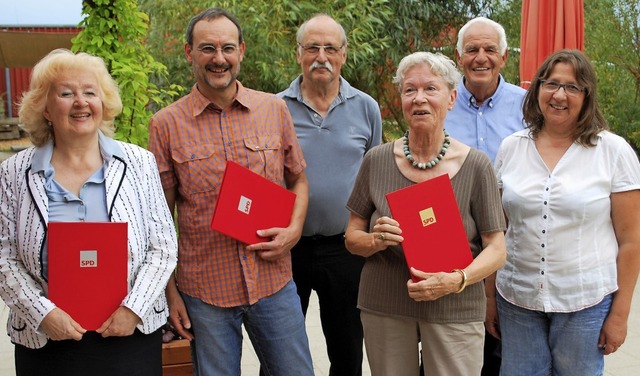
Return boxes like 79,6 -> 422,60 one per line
452,269 -> 468,294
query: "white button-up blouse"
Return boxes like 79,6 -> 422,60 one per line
495,130 -> 640,312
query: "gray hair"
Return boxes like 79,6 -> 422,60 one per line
296,14 -> 347,47
456,17 -> 507,56
393,52 -> 461,90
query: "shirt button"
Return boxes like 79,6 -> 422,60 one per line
543,215 -> 547,219
541,271 -> 545,275
546,187 -> 549,191
542,229 -> 546,234
541,258 -> 545,262
541,244 -> 545,248
544,201 -> 547,205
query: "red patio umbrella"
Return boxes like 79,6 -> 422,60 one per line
519,0 -> 585,89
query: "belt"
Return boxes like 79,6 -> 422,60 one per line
300,233 -> 345,242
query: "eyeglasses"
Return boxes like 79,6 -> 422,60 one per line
297,43 -> 344,56
540,80 -> 587,96
196,44 -> 239,56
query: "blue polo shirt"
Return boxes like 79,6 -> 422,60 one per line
445,75 -> 526,162
278,76 -> 382,236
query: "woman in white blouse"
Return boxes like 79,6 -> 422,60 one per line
493,49 -> 640,375
0,49 -> 177,375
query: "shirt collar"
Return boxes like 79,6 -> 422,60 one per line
459,74 -> 507,109
31,131 -> 123,174
190,80 -> 252,116
281,75 -> 356,103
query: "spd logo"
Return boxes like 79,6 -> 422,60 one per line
80,250 -> 98,268
419,207 -> 436,227
238,195 -> 252,215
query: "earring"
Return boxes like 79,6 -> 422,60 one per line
47,121 -> 52,127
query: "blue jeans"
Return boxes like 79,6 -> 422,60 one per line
497,293 -> 612,376
182,280 -> 314,376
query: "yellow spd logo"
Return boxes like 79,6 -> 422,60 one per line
419,207 -> 436,227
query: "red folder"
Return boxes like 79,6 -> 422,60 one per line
210,160 -> 296,245
385,174 -> 472,282
47,222 -> 128,330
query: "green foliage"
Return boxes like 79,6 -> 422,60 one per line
584,0 -> 640,148
138,0 -> 495,141
485,0 -> 522,86
137,0 -> 640,148
139,0 -> 394,95
72,0 -> 182,147
373,0 -> 496,136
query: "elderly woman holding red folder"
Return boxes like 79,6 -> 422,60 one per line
0,49 -> 177,376
344,51 -> 506,376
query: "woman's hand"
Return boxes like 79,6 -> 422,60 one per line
372,216 -> 403,247
97,306 -> 141,337
39,307 -> 86,341
598,309 -> 627,355
407,267 -> 462,301
345,214 -> 404,257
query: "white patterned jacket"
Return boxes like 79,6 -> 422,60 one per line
0,136 -> 178,349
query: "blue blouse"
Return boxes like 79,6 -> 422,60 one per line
31,133 -> 120,277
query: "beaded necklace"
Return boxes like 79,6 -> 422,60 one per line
402,130 -> 451,170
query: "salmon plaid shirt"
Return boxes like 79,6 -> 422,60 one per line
148,82 -> 306,307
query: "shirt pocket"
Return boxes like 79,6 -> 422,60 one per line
243,134 -> 283,182
171,144 -> 223,196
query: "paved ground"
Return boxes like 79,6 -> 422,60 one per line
1,282 -> 639,375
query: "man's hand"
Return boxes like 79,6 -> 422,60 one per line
166,275 -> 194,340
246,227 -> 299,261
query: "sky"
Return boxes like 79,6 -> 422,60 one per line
0,0 -> 83,26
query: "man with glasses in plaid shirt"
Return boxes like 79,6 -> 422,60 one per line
149,8 -> 314,376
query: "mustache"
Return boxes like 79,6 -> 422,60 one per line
205,63 -> 230,70
310,61 -> 333,72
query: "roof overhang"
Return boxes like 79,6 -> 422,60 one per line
0,30 -> 76,68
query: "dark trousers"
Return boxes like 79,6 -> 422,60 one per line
292,234 -> 365,376
481,330 -> 501,376
15,329 -> 162,376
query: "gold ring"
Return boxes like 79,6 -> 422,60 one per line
378,232 -> 386,241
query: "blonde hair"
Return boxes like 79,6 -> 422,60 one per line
18,49 -> 122,147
